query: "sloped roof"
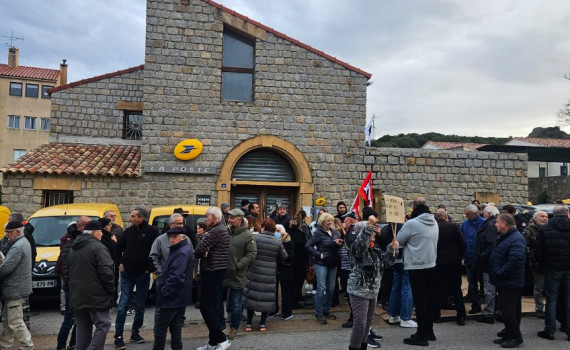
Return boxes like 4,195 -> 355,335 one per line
0,63 -> 59,81
0,143 -> 141,177
202,0 -> 371,79
511,137 -> 570,148
423,141 -> 487,151
50,65 -> 144,93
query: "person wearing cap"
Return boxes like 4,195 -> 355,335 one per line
0,221 -> 34,350
100,217 -> 121,304
270,204 -> 291,229
240,200 -> 250,213
152,226 -> 194,350
68,220 -> 115,350
225,209 -> 257,340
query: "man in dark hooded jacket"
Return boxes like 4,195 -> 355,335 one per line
69,220 -> 115,350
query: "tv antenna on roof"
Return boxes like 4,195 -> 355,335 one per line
0,30 -> 24,48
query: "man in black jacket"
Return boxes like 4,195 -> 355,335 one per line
113,208 -> 158,349
69,220 -> 115,350
434,209 -> 466,325
475,205 -> 500,324
535,205 -> 570,341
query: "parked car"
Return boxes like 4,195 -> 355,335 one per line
27,203 -> 123,299
149,205 -> 209,232
0,205 -> 11,239
531,203 -> 570,217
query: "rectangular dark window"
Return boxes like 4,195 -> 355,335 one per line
24,116 -> 37,130
26,84 -> 39,98
221,29 -> 254,102
8,115 -> 20,129
42,190 -> 74,207
538,167 -> 546,178
12,149 -> 26,160
40,118 -> 50,131
9,82 -> 22,96
42,85 -> 54,99
123,111 -> 143,140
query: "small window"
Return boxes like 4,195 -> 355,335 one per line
42,85 -> 54,99
42,190 -> 74,208
9,82 -> 22,96
40,118 -> 50,131
538,167 -> 546,178
8,115 -> 20,129
561,165 -> 568,177
13,149 -> 26,160
222,30 -> 254,102
26,84 -> 39,98
123,111 -> 143,140
24,116 -> 37,130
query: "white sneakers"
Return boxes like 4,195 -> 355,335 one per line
388,316 -> 401,324
196,340 -> 231,350
400,319 -> 418,328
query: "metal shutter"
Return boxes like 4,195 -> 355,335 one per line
231,149 -> 295,182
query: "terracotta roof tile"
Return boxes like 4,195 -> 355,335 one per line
513,137 -> 570,148
0,64 -> 59,81
0,143 -> 141,177
201,0 -> 372,79
425,141 -> 487,150
50,65 -> 144,93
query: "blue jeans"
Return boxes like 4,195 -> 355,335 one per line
314,264 -> 337,317
544,270 -> 570,336
465,266 -> 481,309
227,288 -> 243,329
389,264 -> 413,320
56,289 -> 76,349
115,271 -> 150,339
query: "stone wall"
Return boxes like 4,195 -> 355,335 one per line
142,0 -> 369,202
366,148 -> 529,219
529,176 -> 570,203
49,68 -> 144,143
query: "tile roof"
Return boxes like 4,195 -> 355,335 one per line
50,65 -> 144,93
424,141 -> 487,151
0,143 -> 141,177
0,63 -> 59,81
513,137 -> 570,148
201,0 -> 372,79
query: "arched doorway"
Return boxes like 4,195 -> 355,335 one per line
217,135 -> 314,218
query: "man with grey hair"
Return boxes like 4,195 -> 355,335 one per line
535,205 -> 570,341
104,210 -> 124,238
522,210 -> 549,318
474,205 -> 500,324
114,208 -> 159,349
195,206 -> 230,350
150,213 -> 185,275
460,204 -> 486,314
0,221 -> 33,350
69,220 -> 115,350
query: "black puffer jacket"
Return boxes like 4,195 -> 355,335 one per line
243,231 -> 288,312
474,216 -> 498,272
194,220 -> 229,272
60,225 -> 82,290
68,234 -> 115,310
535,216 -> 570,271
436,219 -> 466,266
305,225 -> 341,266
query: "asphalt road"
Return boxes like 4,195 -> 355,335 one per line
27,298 -> 568,350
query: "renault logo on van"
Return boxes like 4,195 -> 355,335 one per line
174,139 -> 203,161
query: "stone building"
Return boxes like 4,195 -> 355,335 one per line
0,0 -> 371,218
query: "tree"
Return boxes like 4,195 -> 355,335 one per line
557,72 -> 570,126
528,126 -> 570,139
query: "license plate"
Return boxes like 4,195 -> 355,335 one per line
32,280 -> 57,288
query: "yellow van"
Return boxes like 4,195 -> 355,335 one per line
149,205 -> 209,232
0,206 -> 11,239
28,203 -> 123,298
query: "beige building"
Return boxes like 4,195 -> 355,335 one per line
0,47 -> 65,168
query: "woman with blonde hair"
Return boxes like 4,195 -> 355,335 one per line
305,212 -> 343,325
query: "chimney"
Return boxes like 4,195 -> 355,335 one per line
8,47 -> 19,67
59,59 -> 68,86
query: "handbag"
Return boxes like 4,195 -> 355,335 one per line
305,265 -> 316,284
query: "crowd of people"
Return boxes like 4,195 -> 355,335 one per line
0,198 -> 568,350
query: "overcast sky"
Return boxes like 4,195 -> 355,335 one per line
2,0 -> 570,138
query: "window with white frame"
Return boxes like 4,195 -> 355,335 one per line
40,118 -> 50,131
24,116 -> 37,130
8,115 -> 20,129
12,149 -> 26,160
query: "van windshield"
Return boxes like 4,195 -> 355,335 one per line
29,216 -> 98,246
